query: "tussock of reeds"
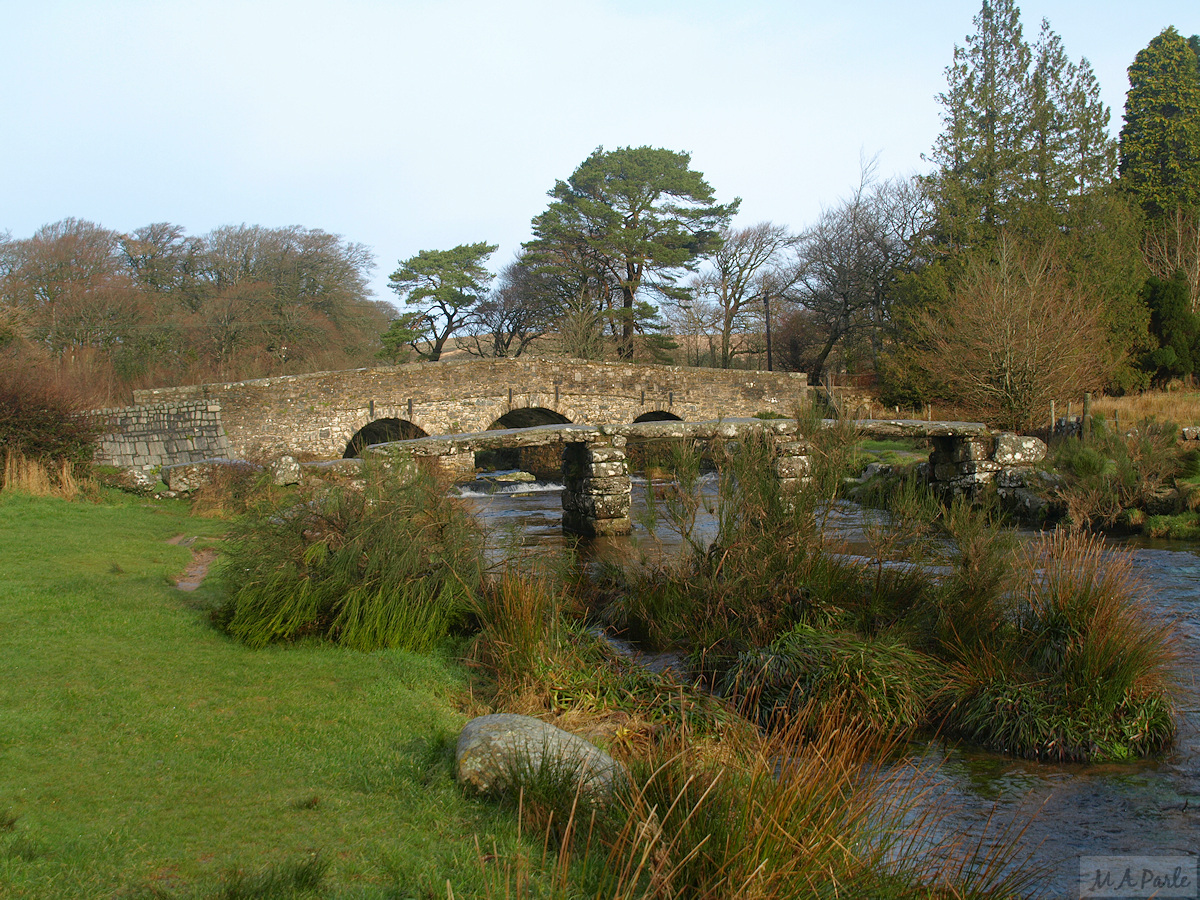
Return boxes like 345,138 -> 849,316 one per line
938,531 -> 1177,761
215,453 -> 481,651
480,714 -> 1043,900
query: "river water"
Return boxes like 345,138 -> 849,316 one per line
455,477 -> 1199,898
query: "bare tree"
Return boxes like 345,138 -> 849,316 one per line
909,235 -> 1111,430
467,252 -> 562,358
1142,207 -> 1200,313
0,218 -> 141,352
678,222 -> 801,369
792,168 -> 927,381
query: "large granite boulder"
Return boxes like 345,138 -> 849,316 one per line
161,458 -> 260,492
455,713 -> 625,800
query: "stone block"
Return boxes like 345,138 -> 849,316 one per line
993,433 -> 1047,465
774,455 -> 811,478
270,455 -> 303,485
580,475 -> 631,494
950,439 -> 992,463
775,440 -> 813,455
585,445 -> 626,463
162,458 -> 260,492
997,486 -> 1050,521
776,476 -> 812,493
933,462 -> 958,482
588,461 -> 627,479
957,460 -> 1001,475
570,493 -> 631,519
995,466 -> 1030,489
562,511 -> 633,537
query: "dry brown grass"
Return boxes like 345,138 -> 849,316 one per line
1,451 -> 84,499
1091,387 -> 1200,427
477,712 -> 1042,900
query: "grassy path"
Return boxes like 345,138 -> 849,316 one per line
0,493 -> 517,899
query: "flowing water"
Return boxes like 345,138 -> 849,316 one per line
455,476 -> 1200,897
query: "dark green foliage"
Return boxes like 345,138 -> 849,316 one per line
1119,26 -> 1200,219
1052,417 -> 1188,528
1141,271 -> 1200,383
929,1 -> 1116,247
526,145 -> 739,359
216,455 -> 481,651
386,241 -> 498,361
0,359 -> 98,465
1144,511 -> 1200,540
724,624 -> 942,734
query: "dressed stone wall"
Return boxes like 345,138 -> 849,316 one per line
92,400 -> 230,472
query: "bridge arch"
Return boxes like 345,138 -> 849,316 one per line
633,410 -> 682,423
479,407 -> 573,475
344,418 -> 427,458
486,407 -> 573,430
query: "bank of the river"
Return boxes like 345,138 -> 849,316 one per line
459,475 -> 1200,897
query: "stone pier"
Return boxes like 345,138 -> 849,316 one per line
562,441 -> 632,536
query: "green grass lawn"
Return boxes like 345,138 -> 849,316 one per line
0,492 -> 522,899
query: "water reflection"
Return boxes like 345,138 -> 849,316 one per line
454,476 -> 1200,895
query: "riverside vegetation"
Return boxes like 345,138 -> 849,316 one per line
0,362 -> 1186,897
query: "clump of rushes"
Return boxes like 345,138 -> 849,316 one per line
216,453 -> 480,651
724,624 -> 944,734
485,716 -> 1041,900
937,530 -> 1176,761
469,571 -> 730,738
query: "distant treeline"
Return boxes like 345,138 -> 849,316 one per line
0,220 -> 391,403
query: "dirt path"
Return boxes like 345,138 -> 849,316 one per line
168,535 -> 218,592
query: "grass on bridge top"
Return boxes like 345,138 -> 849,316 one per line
0,490 -> 524,899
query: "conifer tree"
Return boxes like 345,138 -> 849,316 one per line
929,2 -> 1116,247
1118,27 -> 1200,220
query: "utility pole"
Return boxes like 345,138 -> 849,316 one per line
763,292 -> 773,372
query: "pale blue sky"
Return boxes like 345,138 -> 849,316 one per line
1,1 -> 1195,303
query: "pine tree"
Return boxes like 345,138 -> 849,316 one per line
929,2 -> 1116,247
930,0 -> 1030,248
1119,27 -> 1200,219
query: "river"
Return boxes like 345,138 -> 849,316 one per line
455,476 -> 1199,898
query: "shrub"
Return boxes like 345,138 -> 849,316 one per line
215,454 -> 481,651
0,359 -> 98,467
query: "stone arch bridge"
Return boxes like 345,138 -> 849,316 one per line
98,357 -> 808,470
